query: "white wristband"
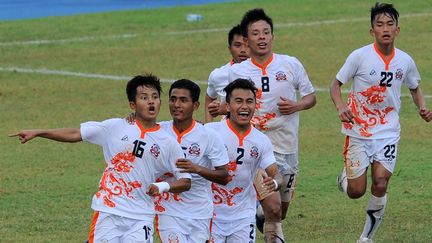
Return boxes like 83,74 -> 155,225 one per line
152,182 -> 170,193
272,179 -> 279,191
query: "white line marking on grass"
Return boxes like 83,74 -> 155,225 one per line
1,12 -> 430,46
0,34 -> 138,46
1,66 -> 431,98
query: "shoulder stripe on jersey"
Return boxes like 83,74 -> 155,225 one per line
173,119 -> 196,143
251,53 -> 274,75
226,119 -> 252,147
136,120 -> 161,139
373,42 -> 395,71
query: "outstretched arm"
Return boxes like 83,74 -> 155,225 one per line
176,158 -> 229,185
9,128 -> 82,144
410,86 -> 432,122
330,79 -> 355,123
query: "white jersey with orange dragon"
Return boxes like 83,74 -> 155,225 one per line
205,119 -> 275,222
229,53 -> 315,154
155,120 -> 229,219
80,118 -> 189,221
336,43 -> 420,139
207,60 -> 234,100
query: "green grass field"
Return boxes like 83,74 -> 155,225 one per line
1,0 -> 432,242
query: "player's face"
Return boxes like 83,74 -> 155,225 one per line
246,20 -> 274,58
130,85 -> 161,122
169,88 -> 198,122
229,34 -> 249,63
226,88 -> 255,128
370,13 -> 400,46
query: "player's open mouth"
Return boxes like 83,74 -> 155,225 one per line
258,43 -> 267,48
238,111 -> 249,118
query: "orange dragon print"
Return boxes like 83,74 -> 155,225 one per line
153,173 -> 183,213
212,160 -> 243,207
96,151 -> 142,208
344,85 -> 394,137
251,88 -> 276,130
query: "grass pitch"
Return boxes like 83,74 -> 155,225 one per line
1,0 -> 432,242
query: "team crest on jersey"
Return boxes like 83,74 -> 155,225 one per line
250,146 -> 259,159
275,71 -> 287,81
188,143 -> 201,156
150,144 -> 160,158
395,68 -> 404,80
167,232 -> 180,243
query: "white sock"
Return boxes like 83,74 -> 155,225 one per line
360,194 -> 387,240
264,222 -> 285,243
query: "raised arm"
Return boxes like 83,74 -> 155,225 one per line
9,128 -> 82,144
330,79 -> 355,123
410,86 -> 432,122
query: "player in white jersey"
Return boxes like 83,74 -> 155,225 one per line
223,9 -> 316,234
10,75 -> 192,243
330,3 -> 432,243
154,79 -> 229,243
205,24 -> 249,122
206,78 -> 284,243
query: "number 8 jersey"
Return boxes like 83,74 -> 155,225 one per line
228,53 -> 315,154
336,43 -> 421,139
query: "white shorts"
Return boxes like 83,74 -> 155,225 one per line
156,214 -> 211,243
274,152 -> 298,202
343,136 -> 400,179
88,211 -> 153,243
211,217 -> 256,243
274,152 -> 298,175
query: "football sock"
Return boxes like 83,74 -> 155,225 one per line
264,222 -> 285,243
359,194 -> 387,240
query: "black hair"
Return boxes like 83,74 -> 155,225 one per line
228,24 -> 242,46
126,74 -> 162,102
370,2 -> 399,27
240,8 -> 273,37
169,79 -> 201,103
224,78 -> 257,103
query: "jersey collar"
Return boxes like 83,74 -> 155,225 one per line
226,119 -> 252,146
172,119 -> 196,143
135,120 -> 160,139
251,53 -> 274,75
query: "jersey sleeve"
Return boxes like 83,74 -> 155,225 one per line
336,50 -> 360,84
204,127 -> 229,167
291,57 -> 315,97
207,69 -> 219,99
403,56 -> 421,89
258,135 -> 276,170
80,119 -> 118,146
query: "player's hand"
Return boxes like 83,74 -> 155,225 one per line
8,130 -> 38,144
125,112 -> 136,124
419,108 -> 432,122
337,105 -> 355,123
176,158 -> 201,174
277,97 -> 300,115
262,176 -> 277,192
208,101 -> 221,117
146,184 -> 160,196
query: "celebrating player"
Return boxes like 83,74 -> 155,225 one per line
206,78 -> 284,243
330,3 -> 432,243
226,8 -> 316,236
205,24 -> 249,122
154,79 -> 229,242
10,74 -> 192,243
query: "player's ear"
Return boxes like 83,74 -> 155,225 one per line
193,101 -> 200,111
129,101 -> 136,111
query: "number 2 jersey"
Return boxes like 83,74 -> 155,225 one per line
80,118 -> 190,222
336,43 -> 421,139
229,53 -> 315,154
205,119 -> 275,222
155,120 -> 229,219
